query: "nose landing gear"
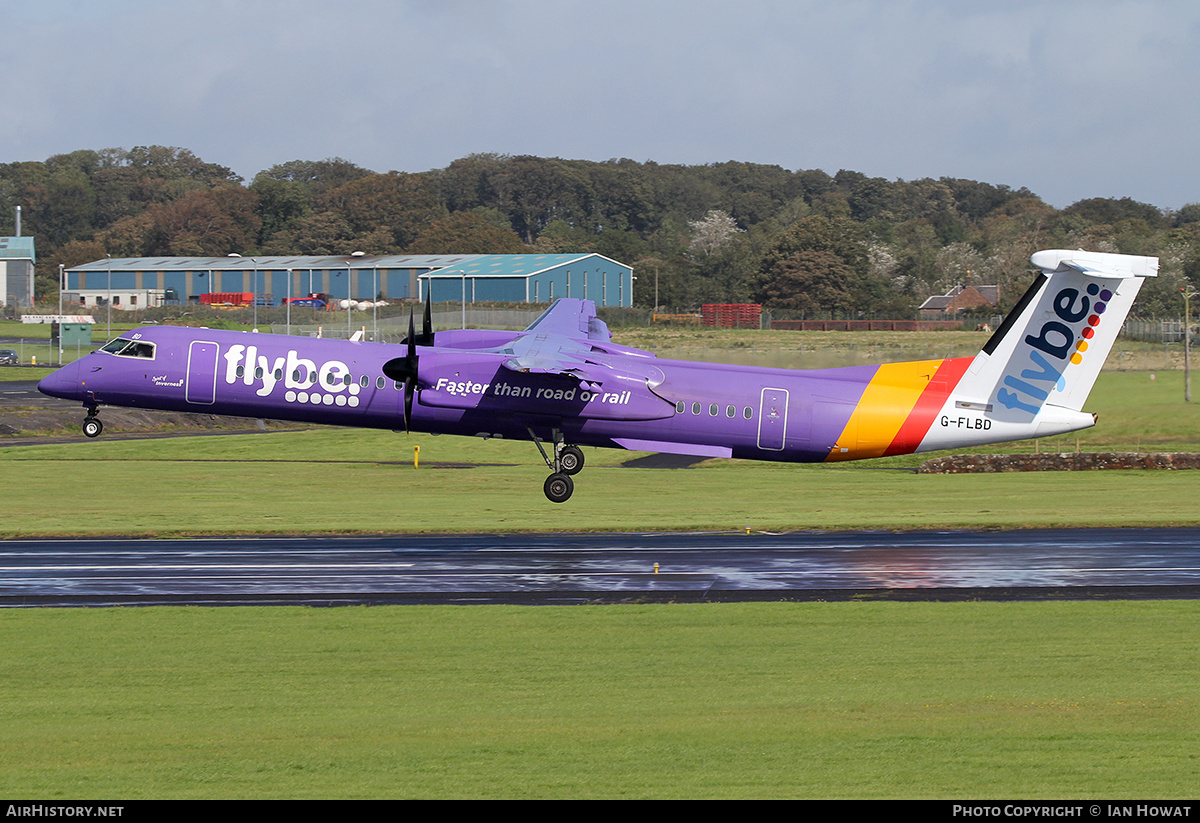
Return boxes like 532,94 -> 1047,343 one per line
82,406 -> 103,438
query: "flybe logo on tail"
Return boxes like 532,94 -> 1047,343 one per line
997,282 -> 1114,417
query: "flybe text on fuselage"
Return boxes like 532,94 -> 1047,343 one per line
996,280 -> 1115,418
222,343 -> 365,407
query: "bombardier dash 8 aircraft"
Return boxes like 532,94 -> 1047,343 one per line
38,249 -> 1157,502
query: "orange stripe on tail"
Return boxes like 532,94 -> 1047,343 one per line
882,356 -> 972,456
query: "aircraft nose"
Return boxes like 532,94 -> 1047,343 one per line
37,360 -> 82,400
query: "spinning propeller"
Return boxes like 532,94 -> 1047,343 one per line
382,291 -> 434,432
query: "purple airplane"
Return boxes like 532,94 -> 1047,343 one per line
38,249 -> 1157,502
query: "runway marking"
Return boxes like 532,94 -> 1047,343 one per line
0,554 -> 412,561
2,563 -> 417,571
7,568 -> 1200,580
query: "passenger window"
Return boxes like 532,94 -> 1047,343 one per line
709,403 -> 718,416
255,367 -> 263,379
743,407 -> 753,419
360,375 -> 370,388
376,376 -> 385,389
675,401 -> 685,414
236,365 -> 244,378
274,368 -> 283,380
726,405 -> 735,418
691,402 -> 701,415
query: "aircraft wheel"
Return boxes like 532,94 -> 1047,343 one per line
558,445 -> 584,475
544,472 -> 574,503
83,418 -> 103,438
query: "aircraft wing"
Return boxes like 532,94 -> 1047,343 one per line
520,297 -> 614,341
495,299 -> 664,389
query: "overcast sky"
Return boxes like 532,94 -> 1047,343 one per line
6,0 -> 1198,210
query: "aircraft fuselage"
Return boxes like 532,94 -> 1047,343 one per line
43,325 -> 969,464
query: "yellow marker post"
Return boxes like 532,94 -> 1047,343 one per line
413,444 -> 420,468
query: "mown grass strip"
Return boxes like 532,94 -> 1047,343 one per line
1,601 -> 1197,799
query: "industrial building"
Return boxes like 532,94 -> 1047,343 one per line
0,236 -> 35,308
63,253 -> 634,309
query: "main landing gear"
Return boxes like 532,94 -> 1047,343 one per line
82,406 -> 103,438
528,428 -> 585,503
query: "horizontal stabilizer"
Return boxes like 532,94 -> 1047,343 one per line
1030,249 -> 1159,279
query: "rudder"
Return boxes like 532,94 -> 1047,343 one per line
922,249 -> 1157,450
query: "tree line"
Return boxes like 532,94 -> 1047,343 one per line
2,146 -> 1197,318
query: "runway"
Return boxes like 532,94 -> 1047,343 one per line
0,380 -> 52,405
3,528 -> 1200,607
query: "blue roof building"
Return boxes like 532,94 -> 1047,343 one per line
65,253 -> 634,307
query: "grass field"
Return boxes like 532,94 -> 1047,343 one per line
2,602 -> 1198,799
3,431 -> 1200,536
2,328 -> 1199,798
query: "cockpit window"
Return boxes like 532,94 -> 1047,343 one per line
100,338 -> 131,354
100,338 -> 156,359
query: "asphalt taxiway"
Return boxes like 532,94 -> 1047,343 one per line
3,528 -> 1200,607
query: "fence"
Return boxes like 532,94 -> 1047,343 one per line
770,319 -> 973,332
270,308 -> 546,342
0,338 -> 95,366
1122,318 -> 1199,344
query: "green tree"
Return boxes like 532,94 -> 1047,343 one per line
755,215 -> 896,314
283,212 -> 356,256
487,156 -> 591,243
143,187 -> 260,256
757,249 -> 857,314
1173,203 -> 1200,226
254,157 -> 372,193
23,166 -> 98,246
1062,197 -> 1168,230
405,211 -> 526,254
97,187 -> 260,257
760,214 -> 868,274
318,172 -> 445,249
250,177 -> 312,243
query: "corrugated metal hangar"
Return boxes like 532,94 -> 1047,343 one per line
64,253 -> 634,309
0,236 -> 36,308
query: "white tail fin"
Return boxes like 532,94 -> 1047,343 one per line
925,249 -> 1157,450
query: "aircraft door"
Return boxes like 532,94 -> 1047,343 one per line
757,387 -> 788,451
185,341 -> 219,405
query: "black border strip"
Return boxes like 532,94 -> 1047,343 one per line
981,272 -> 1047,356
